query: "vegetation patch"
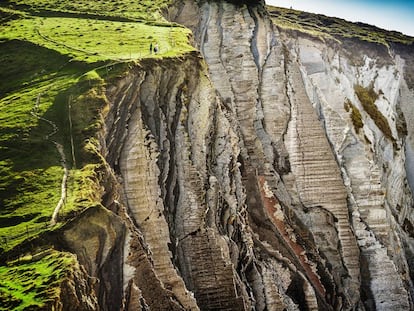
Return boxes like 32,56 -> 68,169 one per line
1,69 -> 75,251
344,98 -> 363,134
1,0 -> 172,22
0,61 -> 117,252
0,16 -> 194,63
354,84 -> 394,143
0,249 -> 75,311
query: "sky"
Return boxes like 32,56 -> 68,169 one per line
266,0 -> 414,37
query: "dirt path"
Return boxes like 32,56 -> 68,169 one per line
50,142 -> 68,226
31,92 -> 69,226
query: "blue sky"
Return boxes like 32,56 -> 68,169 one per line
266,0 -> 414,36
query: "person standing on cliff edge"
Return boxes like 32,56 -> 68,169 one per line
150,42 -> 153,54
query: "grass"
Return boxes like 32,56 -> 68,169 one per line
0,249 -> 76,310
0,69 -> 102,251
1,0 -> 172,22
0,39 -> 102,248
0,56 -> 123,252
0,16 -> 194,63
0,68 -> 75,250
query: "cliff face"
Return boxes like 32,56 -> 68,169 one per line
282,34 -> 414,311
51,1 -> 414,310
104,54 -> 250,310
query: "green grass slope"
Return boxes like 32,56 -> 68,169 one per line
0,0 -> 193,251
0,0 -> 194,308
3,0 -> 171,22
0,8 -> 193,63
0,250 -> 76,311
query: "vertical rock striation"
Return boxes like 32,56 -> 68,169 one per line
174,0 -> 355,308
284,35 -> 414,310
285,61 -> 360,305
167,1 -> 414,310
104,56 -> 252,310
62,1 -> 414,310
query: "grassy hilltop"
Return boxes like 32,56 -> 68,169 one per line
0,0 -> 193,309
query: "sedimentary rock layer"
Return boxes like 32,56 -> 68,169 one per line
61,1 -> 414,310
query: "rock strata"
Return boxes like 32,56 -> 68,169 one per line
55,1 -> 414,310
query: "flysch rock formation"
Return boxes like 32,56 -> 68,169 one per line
286,35 -> 414,310
57,0 -> 414,310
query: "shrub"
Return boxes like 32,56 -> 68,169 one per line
345,98 -> 363,133
354,84 -> 394,142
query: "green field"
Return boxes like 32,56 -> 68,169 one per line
2,0 -> 172,21
0,11 -> 193,63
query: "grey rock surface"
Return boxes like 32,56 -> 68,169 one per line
65,1 -> 414,310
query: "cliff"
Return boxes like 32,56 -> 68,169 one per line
1,0 -> 414,310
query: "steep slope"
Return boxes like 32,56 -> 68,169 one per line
1,0 -> 414,310
169,1 -> 414,309
269,8 -> 414,309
